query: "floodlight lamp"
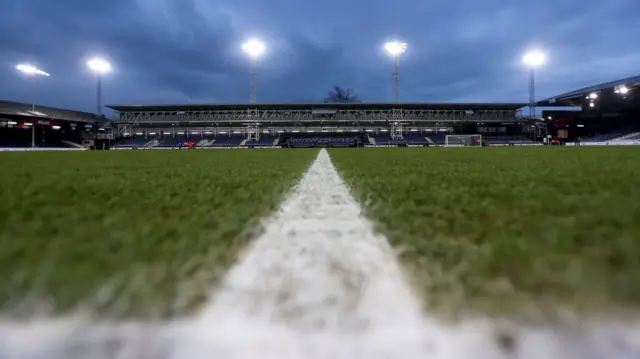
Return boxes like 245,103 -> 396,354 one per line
385,41 -> 407,56
522,50 -> 546,67
87,58 -> 112,74
618,85 -> 629,94
242,40 -> 265,58
16,64 -> 50,76
589,92 -> 598,99
589,102 -> 595,107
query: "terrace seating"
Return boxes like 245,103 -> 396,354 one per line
161,137 -> 187,147
113,137 -> 148,147
246,135 -> 279,146
622,132 -> 640,140
373,134 -> 444,145
373,136 -> 391,145
483,136 -> 536,145
581,132 -> 628,142
210,136 -> 245,147
403,134 -> 429,144
427,134 -> 446,145
289,136 -> 356,148
581,126 -> 640,142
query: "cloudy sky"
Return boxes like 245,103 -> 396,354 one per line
1,0 -> 639,113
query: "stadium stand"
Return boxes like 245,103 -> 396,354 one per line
105,102 -> 529,149
247,135 -> 279,146
0,100 -> 100,148
539,74 -> 640,143
210,136 -> 245,147
287,136 -> 357,148
0,100 -> 97,122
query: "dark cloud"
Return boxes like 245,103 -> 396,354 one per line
1,0 -> 639,112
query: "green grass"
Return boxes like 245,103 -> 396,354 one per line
0,149 -> 317,318
330,147 -> 640,319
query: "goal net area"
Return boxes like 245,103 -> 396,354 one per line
445,134 -> 482,147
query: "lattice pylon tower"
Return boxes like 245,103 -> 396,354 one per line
247,122 -> 260,141
529,68 -> 536,119
391,122 -> 403,140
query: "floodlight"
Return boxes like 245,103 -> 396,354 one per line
242,39 -> 265,58
617,85 -> 629,94
87,58 -> 112,74
384,42 -> 407,102
16,64 -> 49,76
589,92 -> 598,99
522,50 -> 547,67
589,102 -> 595,107
385,41 -> 407,56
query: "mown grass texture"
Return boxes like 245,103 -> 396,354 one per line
330,147 -> 640,319
0,149 -> 317,318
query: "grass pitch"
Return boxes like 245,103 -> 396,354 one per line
330,147 -> 640,319
0,149 -> 317,318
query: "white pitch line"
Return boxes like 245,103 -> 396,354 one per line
170,148 -> 640,359
0,148 -> 639,358
173,148 -> 432,358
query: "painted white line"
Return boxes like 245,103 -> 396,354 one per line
174,148 -> 430,358
171,148 -> 640,359
0,148 -> 639,358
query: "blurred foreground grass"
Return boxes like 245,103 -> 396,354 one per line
0,149 -> 317,318
331,147 -> 640,319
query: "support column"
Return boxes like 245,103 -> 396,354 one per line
529,69 -> 535,119
393,54 -> 400,103
250,58 -> 257,104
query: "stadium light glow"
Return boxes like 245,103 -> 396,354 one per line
384,41 -> 407,56
589,102 -> 595,107
242,39 -> 265,58
16,64 -> 50,77
87,58 -> 112,74
615,85 -> 629,94
589,92 -> 598,99
522,50 -> 547,68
